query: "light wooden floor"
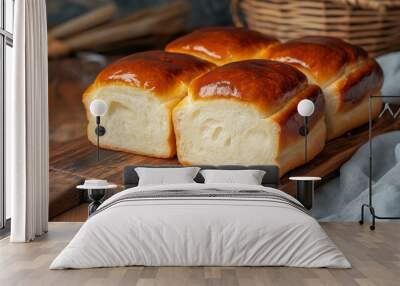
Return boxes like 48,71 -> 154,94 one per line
0,222 -> 399,286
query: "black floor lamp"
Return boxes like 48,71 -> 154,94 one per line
89,99 -> 108,161
359,95 -> 400,230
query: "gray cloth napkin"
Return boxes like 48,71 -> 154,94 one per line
377,52 -> 400,103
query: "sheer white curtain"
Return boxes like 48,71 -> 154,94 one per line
8,0 -> 49,242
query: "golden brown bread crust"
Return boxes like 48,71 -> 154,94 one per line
82,51 -> 215,159
268,36 -> 368,85
83,50 -> 215,100
188,60 -> 310,115
268,36 -> 383,140
335,59 -> 383,110
165,27 -> 279,66
174,59 -> 326,175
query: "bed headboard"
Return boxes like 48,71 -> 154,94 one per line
123,165 -> 280,189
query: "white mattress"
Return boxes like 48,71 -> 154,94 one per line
50,183 -> 350,269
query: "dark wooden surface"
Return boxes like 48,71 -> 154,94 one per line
49,57 -> 400,218
50,114 -> 400,196
49,57 -> 107,218
49,169 -> 84,218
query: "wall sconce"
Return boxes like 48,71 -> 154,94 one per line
90,99 -> 108,161
297,99 -> 315,163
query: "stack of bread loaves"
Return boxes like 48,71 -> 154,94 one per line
83,27 -> 383,176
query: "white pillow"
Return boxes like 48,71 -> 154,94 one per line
200,169 -> 266,185
135,167 -> 200,186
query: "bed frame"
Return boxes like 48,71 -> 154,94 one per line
123,165 -> 280,189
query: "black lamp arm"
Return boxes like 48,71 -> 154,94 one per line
94,116 -> 106,161
298,116 -> 309,163
95,116 -> 106,136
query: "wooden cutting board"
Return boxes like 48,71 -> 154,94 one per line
50,112 -> 400,198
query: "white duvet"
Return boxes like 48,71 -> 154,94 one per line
50,183 -> 350,269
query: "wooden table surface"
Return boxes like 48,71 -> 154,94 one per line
49,56 -> 400,217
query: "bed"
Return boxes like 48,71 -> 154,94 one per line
50,165 -> 350,269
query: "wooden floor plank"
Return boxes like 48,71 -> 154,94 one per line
0,223 -> 399,286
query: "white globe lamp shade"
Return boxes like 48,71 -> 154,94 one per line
297,99 -> 315,117
90,99 -> 108,117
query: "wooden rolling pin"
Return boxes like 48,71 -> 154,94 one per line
48,0 -> 189,59
103,0 -> 188,29
48,3 -> 118,39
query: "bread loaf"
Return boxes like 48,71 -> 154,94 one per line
83,50 -> 215,158
173,60 -> 326,175
165,27 -> 279,66
83,29 -> 383,170
267,36 -> 383,140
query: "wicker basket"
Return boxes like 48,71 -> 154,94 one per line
231,0 -> 400,57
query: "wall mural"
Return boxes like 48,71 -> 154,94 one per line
47,0 -> 400,222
